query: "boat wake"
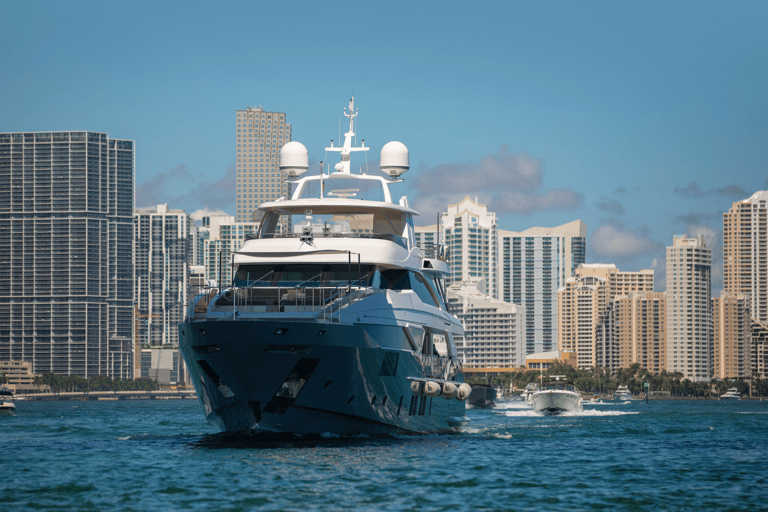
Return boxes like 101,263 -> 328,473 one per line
491,401 -> 639,417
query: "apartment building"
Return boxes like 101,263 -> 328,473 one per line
558,264 -> 653,369
751,319 -> 768,378
0,131 -> 134,379
712,292 -> 751,379
607,291 -> 666,374
666,234 -> 712,382
723,190 -> 768,324
199,214 -> 260,285
498,220 -> 587,355
447,279 -> 525,368
133,204 -> 193,347
235,106 -> 292,223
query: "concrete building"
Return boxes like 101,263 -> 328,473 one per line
558,264 -> 653,369
133,204 -> 193,347
498,220 -> 587,355
666,234 -> 712,382
712,292 -> 751,379
723,190 -> 768,324
525,350 -> 577,370
235,106 -> 291,223
607,292 -> 666,374
201,216 -> 260,286
447,279 -> 525,368
751,319 -> 768,378
0,131 -> 134,379
440,197 -> 498,296
140,347 -> 187,386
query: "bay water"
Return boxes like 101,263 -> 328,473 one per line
1,398 -> 766,511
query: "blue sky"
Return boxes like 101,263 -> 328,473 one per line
2,0 -> 767,293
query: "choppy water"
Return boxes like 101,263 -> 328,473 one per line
1,398 -> 767,511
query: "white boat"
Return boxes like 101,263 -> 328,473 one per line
614,385 -> 632,401
531,378 -> 583,415
0,388 -> 15,413
521,383 -> 539,404
179,98 -> 470,435
720,387 -> 741,400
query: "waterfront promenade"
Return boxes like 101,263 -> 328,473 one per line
17,390 -> 198,401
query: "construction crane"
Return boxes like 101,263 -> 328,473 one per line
134,305 -> 161,379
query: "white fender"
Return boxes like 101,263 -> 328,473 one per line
410,381 -> 423,395
441,382 -> 458,399
456,383 -> 472,401
424,381 -> 441,398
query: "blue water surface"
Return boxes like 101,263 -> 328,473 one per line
1,398 -> 766,511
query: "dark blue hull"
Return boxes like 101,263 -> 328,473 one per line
179,319 -> 468,435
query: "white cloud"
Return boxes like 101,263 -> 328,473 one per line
410,145 -> 582,216
590,225 -> 661,258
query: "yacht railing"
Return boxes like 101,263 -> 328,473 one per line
186,273 -> 379,323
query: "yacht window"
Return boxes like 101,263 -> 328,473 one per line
234,264 -> 374,288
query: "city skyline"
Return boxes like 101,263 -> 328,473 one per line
2,1 -> 768,296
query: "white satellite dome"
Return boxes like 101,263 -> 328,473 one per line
380,141 -> 409,178
279,141 -> 309,177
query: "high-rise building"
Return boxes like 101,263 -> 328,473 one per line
235,107 -> 291,223
199,214 -> 259,286
607,291 -> 666,374
712,292 -> 751,379
133,204 -> 193,347
417,209 -> 586,357
723,190 -> 768,324
439,197 -> 498,296
0,131 -> 134,379
666,234 -> 712,382
558,264 -> 653,369
498,220 -> 587,355
447,279 -> 525,368
750,319 -> 768,378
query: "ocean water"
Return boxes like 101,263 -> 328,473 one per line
1,398 -> 766,511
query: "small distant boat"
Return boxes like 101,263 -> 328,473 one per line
614,385 -> 632,401
0,388 -> 16,414
720,388 -> 741,400
521,383 -> 539,404
531,377 -> 583,415
467,385 -> 497,409
588,397 -> 602,404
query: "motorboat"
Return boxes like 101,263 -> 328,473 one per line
0,388 -> 15,413
614,385 -> 632,401
720,387 -> 741,400
179,98 -> 470,435
467,385 -> 497,409
521,382 -> 539,404
531,377 -> 583,415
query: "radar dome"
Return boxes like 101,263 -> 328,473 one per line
279,141 -> 309,177
380,141 -> 409,178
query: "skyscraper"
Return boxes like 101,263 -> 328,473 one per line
0,131 -> 134,378
607,291 -> 666,374
440,197 -> 498,296
723,190 -> 768,324
498,220 -> 587,355
558,264 -> 653,369
133,204 -> 193,347
235,107 -> 291,223
712,292 -> 751,379
666,234 -> 712,382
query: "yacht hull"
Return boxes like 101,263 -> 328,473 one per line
531,390 -> 582,415
179,319 -> 468,435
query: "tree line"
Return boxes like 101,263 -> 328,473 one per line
468,363 -> 766,398
32,373 -> 160,393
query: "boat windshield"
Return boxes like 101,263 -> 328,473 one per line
233,264 -> 444,309
297,177 -> 386,202
258,207 -> 408,248
542,382 -> 577,392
